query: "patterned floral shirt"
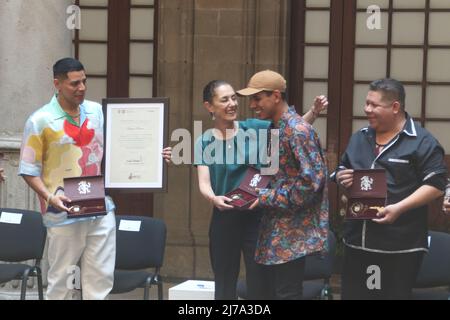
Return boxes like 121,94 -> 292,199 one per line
256,106 -> 329,265
18,95 -> 114,227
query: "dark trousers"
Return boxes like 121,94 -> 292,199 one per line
209,207 -> 270,300
342,246 -> 424,300
263,257 -> 306,300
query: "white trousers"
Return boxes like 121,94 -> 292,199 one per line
46,212 -> 116,300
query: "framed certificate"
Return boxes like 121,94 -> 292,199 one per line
102,98 -> 169,192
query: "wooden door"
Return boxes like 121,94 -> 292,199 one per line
290,0 -> 450,231
72,0 -> 158,216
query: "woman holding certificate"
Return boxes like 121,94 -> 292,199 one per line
195,80 -> 328,300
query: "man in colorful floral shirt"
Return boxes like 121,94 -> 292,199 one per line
237,70 -> 329,299
19,58 -> 116,300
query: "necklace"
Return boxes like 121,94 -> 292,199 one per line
64,107 -> 81,119
375,119 -> 406,149
213,122 -> 238,149
375,142 -> 386,155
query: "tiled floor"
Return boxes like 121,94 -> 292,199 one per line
108,281 -> 183,300
109,275 -> 342,300
0,280 -> 185,300
0,275 -> 339,300
3,274 -> 447,300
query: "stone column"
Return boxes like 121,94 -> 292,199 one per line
153,0 -> 197,279
0,0 -> 72,299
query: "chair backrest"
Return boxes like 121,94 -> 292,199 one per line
0,208 -> 47,262
115,215 -> 167,270
414,231 -> 450,288
304,230 -> 336,281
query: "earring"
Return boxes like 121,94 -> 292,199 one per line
210,112 -> 216,121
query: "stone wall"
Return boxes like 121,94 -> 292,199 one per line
0,0 -> 72,296
155,0 -> 289,279
0,0 -> 72,209
0,0 -> 72,215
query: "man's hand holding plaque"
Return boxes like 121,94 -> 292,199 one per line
224,167 -> 271,210
338,169 -> 387,220
63,176 -> 107,218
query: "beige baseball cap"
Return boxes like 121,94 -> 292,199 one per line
237,70 -> 287,96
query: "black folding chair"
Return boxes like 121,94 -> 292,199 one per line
0,208 -> 47,300
412,231 -> 450,300
110,215 -> 167,300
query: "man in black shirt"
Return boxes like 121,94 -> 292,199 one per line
334,78 -> 447,299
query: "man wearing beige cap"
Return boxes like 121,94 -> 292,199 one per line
238,70 -> 329,299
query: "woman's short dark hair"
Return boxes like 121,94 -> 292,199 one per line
369,78 -> 406,111
203,80 -> 230,104
53,58 -> 85,80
